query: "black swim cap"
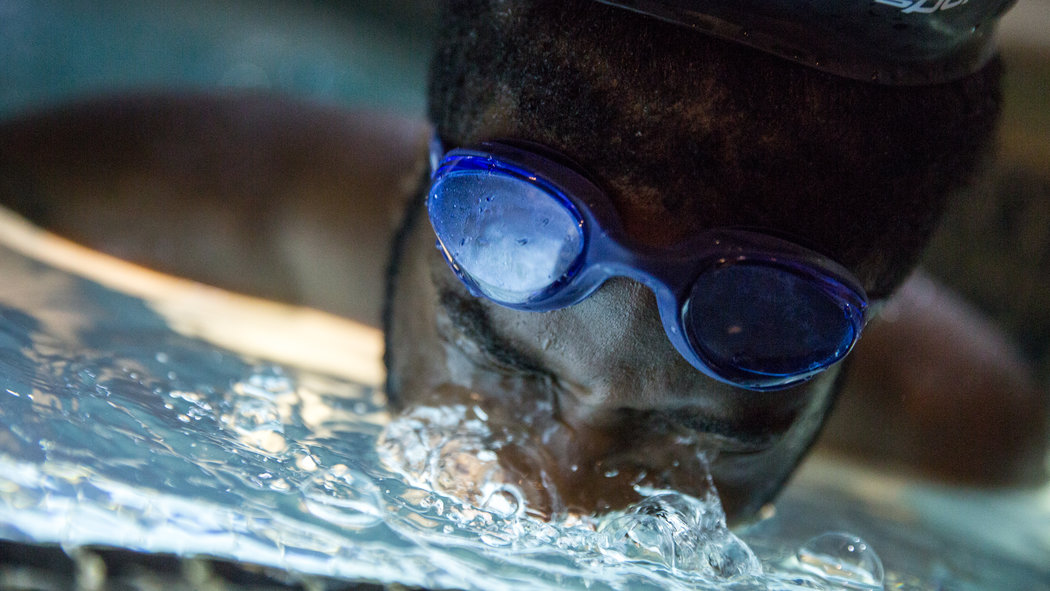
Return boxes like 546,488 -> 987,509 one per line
596,0 -> 1016,84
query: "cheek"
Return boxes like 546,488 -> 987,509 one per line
486,279 -> 683,398
712,370 -> 841,519
481,280 -> 757,434
485,277 -> 840,442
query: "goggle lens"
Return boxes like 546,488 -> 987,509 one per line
684,263 -> 863,387
429,167 -> 584,305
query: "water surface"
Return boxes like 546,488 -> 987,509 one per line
0,237 -> 1046,591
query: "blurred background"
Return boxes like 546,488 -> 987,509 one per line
0,0 -> 1046,121
0,0 -> 438,118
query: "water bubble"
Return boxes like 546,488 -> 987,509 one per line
222,393 -> 287,453
598,493 -> 761,577
797,532 -> 884,589
295,452 -> 319,472
268,478 -> 291,493
480,483 -> 525,518
598,511 -> 676,567
417,492 -> 445,516
378,404 -> 504,507
479,531 -> 515,547
228,396 -> 281,431
301,465 -> 383,529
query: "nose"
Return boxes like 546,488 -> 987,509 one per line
527,278 -> 821,440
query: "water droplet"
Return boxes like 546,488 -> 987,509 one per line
301,466 -> 383,529
480,531 -> 514,547
481,484 -> 524,518
417,492 -> 445,516
797,532 -> 884,588
598,493 -> 761,577
268,478 -> 291,493
598,512 -> 675,567
227,396 -> 281,433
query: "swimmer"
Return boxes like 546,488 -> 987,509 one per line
0,0 -> 1046,522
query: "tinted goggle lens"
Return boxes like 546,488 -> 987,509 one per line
684,263 -> 864,388
428,164 -> 584,305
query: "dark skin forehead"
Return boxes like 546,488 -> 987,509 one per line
429,0 -> 1003,300
457,91 -> 899,298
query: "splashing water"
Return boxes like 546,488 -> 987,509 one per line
796,532 -> 884,590
376,403 -> 764,582
0,244 -> 1047,590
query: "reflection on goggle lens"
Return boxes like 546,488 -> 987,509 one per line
430,173 -> 584,304
685,264 -> 861,387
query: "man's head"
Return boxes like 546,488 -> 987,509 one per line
385,0 -> 1003,520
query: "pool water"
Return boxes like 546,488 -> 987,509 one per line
0,230 -> 1047,590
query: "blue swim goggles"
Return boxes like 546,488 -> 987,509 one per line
427,140 -> 868,391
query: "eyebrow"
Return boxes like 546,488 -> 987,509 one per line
437,286 -> 553,378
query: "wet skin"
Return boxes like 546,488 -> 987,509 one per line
387,147 -> 868,522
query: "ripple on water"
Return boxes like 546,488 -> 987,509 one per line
300,464 -> 383,529
796,532 -> 885,590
